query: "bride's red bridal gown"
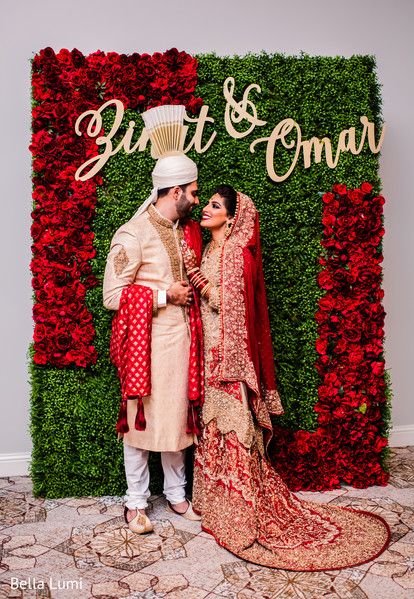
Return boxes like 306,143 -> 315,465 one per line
192,237 -> 390,571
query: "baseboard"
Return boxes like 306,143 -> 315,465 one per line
389,424 -> 414,448
0,426 -> 412,477
0,452 -> 31,477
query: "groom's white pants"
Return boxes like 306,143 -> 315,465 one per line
123,441 -> 187,509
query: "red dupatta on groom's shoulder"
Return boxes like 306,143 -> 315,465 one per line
183,219 -> 205,435
218,193 -> 284,449
110,219 -> 204,437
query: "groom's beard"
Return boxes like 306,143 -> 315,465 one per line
176,192 -> 193,218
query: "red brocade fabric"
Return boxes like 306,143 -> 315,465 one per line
183,220 -> 205,435
110,284 -> 153,433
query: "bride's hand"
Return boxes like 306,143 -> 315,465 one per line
181,240 -> 198,272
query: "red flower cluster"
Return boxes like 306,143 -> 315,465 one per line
30,47 -> 201,367
270,183 -> 389,491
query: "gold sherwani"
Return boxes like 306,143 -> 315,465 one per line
103,204 -> 196,452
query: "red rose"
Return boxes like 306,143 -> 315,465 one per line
348,189 -> 364,205
364,342 -> 382,359
372,195 -> 385,206
315,356 -> 330,371
333,338 -> 347,354
337,215 -> 357,229
33,351 -> 48,365
360,182 -> 373,194
33,323 -> 47,342
322,192 -> 335,204
84,275 -> 99,288
322,213 -> 336,226
365,214 -> 382,233
317,270 -> 334,290
348,348 -> 365,364
329,314 -> 341,325
371,361 -> 385,376
323,372 -> 340,386
187,96 -> 203,114
39,47 -> 57,61
318,296 -> 337,311
332,405 -> 349,419
363,320 -> 379,339
342,326 -> 361,343
332,267 -> 355,286
372,436 -> 388,452
333,183 -> 347,195
295,430 -> 313,454
315,310 -> 328,324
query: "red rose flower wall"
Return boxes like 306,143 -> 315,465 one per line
30,47 -> 201,367
29,48 -> 390,496
270,183 -> 389,490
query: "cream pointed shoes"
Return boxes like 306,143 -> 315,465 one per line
124,507 -> 154,534
166,500 -> 201,521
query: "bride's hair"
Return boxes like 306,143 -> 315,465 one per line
214,184 -> 237,217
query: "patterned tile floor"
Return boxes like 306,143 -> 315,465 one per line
0,446 -> 413,599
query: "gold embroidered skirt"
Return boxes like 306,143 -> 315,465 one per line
193,241 -> 390,570
192,418 -> 390,571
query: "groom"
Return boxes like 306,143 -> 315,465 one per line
103,106 -> 203,534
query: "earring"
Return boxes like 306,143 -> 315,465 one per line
225,221 -> 232,237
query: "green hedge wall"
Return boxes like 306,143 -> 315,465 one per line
30,52 -> 388,498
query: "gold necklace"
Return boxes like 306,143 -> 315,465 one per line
208,238 -> 225,253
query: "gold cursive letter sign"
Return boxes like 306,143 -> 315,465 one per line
184,105 -> 216,153
250,116 -> 385,182
74,78 -> 385,183
75,100 -> 151,181
223,77 -> 266,139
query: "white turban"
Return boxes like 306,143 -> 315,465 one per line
134,153 -> 198,218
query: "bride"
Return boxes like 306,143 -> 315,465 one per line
181,184 -> 390,571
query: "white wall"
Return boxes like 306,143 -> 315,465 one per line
1,0 -> 413,472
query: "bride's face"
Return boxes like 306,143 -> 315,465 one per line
200,194 -> 229,229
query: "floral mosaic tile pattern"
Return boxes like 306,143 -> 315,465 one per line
0,447 -> 413,598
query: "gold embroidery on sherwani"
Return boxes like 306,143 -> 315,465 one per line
113,246 -> 129,275
147,204 -> 184,282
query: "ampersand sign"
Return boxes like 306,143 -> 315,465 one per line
223,76 -> 267,139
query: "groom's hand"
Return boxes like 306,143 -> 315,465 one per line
167,281 -> 193,306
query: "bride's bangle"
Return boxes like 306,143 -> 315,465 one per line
200,282 -> 212,297
193,273 -> 204,286
189,270 -> 204,286
189,268 -> 210,292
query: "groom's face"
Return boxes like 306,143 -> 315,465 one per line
176,181 -> 200,218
